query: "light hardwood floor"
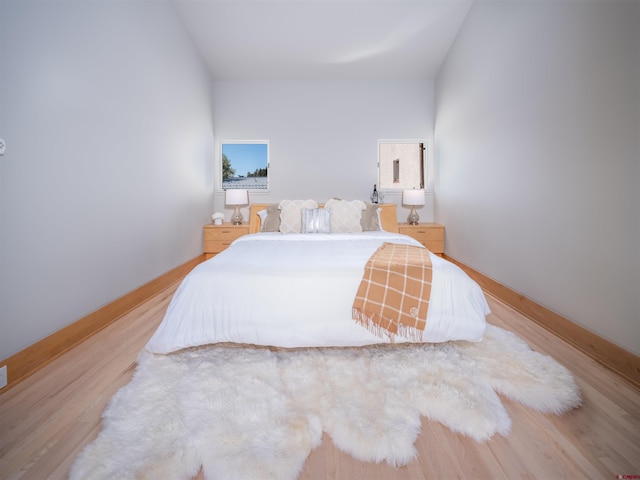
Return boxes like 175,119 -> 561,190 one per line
1,282 -> 639,480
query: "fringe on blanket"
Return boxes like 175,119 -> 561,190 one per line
352,308 -> 425,343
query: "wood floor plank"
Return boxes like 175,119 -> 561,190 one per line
1,285 -> 639,480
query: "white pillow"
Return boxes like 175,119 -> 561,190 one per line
324,199 -> 366,233
301,208 -> 331,233
278,199 -> 318,233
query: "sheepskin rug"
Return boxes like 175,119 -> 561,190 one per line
70,325 -> 581,480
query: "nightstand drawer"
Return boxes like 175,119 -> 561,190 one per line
407,228 -> 443,241
422,240 -> 444,254
203,224 -> 250,257
398,223 -> 445,254
203,240 -> 236,253
203,227 -> 248,242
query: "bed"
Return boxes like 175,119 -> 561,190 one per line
71,201 -> 581,480
145,200 -> 490,354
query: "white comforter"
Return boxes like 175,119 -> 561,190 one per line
145,232 -> 489,354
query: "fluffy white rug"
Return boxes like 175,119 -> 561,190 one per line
70,325 -> 581,480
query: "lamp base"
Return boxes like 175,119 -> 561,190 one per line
231,207 -> 243,225
407,207 -> 419,225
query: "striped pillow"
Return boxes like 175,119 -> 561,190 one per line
301,208 -> 331,233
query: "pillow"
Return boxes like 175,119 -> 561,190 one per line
324,199 -> 366,233
301,208 -> 331,233
278,199 -> 318,233
258,205 -> 281,232
361,203 -> 382,231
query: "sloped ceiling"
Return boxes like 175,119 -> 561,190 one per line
174,0 -> 473,80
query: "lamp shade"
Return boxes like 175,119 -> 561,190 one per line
402,189 -> 425,206
225,189 -> 249,206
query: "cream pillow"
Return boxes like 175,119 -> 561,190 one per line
325,199 -> 366,233
278,199 -> 318,233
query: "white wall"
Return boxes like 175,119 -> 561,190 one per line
211,80 -> 434,223
435,1 -> 640,354
0,1 -> 215,359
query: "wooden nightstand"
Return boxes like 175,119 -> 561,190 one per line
398,223 -> 445,255
203,223 -> 250,259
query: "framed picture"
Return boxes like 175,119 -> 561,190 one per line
378,140 -> 429,191
220,140 -> 269,191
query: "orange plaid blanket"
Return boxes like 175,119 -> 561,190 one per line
352,243 -> 432,341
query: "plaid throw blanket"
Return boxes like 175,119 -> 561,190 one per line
352,243 -> 433,341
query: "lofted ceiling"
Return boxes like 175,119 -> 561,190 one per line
173,0 -> 473,81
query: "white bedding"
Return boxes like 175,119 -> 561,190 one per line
145,232 -> 490,354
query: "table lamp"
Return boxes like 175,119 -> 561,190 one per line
225,189 -> 249,225
403,189 -> 425,225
